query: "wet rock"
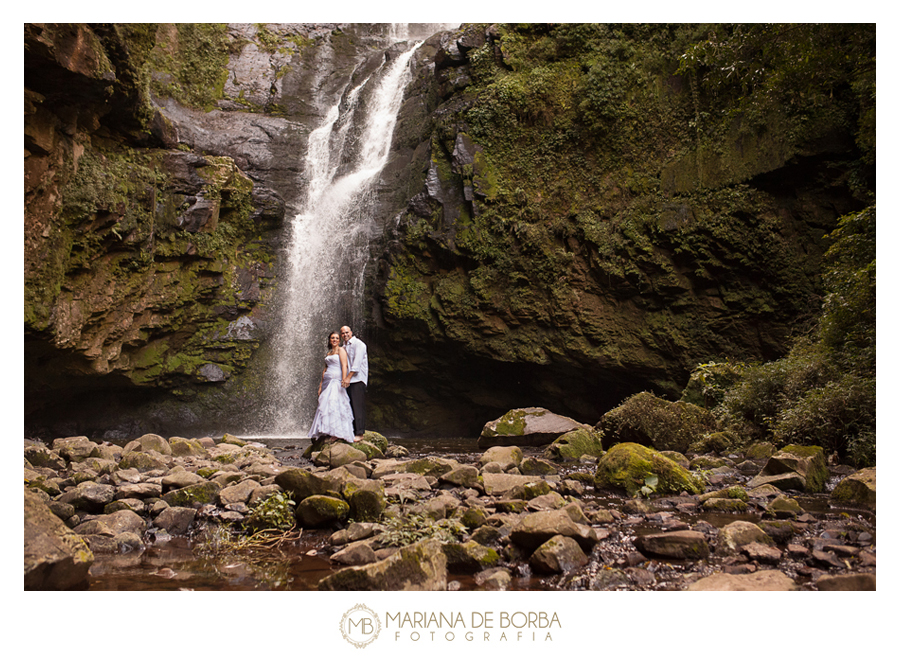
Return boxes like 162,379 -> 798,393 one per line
169,437 -> 210,458
162,481 -> 222,507
686,570 -> 799,591
595,442 -> 702,496
161,469 -> 206,491
297,495 -> 350,527
742,541 -> 782,564
598,392 -> 717,453
478,407 -> 589,448
588,568 -> 632,590
442,540 -> 501,573
343,480 -> 387,522
154,506 -> 197,535
509,508 -> 599,552
331,542 -> 378,566
52,436 -> 102,463
318,539 -> 447,591
218,479 -> 260,506
634,530 -> 710,560
119,450 -> 172,472
815,573 -> 876,591
766,494 -> 804,518
439,465 -> 482,490
481,472 -> 544,497
380,472 -> 432,497
749,444 -> 828,493
123,434 -> 173,456
58,481 -> 116,512
542,428 -> 604,462
275,468 -> 342,500
474,567 -> 511,590
331,522 -> 384,546
480,445 -> 523,470
529,535 -> 589,574
716,521 -> 775,556
314,442 -> 368,468
831,467 -> 876,509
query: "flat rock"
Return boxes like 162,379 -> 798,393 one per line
478,407 -> 588,448
686,570 -> 799,591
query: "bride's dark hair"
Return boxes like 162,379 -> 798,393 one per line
326,331 -> 340,353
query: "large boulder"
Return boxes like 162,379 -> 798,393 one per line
24,489 -> 94,590
831,467 -> 876,509
318,539 -> 448,591
595,442 -> 702,496
529,535 -> 589,573
715,521 -> 775,556
597,392 -> 718,453
748,444 -> 829,493
478,408 -> 589,448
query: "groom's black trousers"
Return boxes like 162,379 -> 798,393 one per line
347,382 -> 366,435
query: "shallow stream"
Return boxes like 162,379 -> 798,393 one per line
86,438 -> 875,591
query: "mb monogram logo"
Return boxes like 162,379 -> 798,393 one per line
340,604 -> 382,648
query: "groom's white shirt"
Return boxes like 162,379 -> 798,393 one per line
344,336 -> 369,385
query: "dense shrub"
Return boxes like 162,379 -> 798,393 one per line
706,207 -> 875,466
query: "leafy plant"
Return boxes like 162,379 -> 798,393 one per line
638,474 -> 658,498
246,491 -> 296,531
379,513 -> 466,547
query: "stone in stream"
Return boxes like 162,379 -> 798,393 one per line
478,407 -> 589,448
318,539 -> 447,591
715,521 -> 775,556
748,444 -> 829,493
686,570 -> 799,591
154,506 -> 197,535
634,530 -> 710,560
24,489 -> 94,590
831,467 -> 876,509
530,535 -> 589,574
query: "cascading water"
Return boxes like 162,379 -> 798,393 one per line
261,24 -> 453,436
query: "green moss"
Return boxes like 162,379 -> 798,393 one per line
147,24 -> 231,111
595,442 -> 702,496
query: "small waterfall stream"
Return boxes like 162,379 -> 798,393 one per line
261,24 -> 453,437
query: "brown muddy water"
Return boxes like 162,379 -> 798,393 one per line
85,438 -> 875,591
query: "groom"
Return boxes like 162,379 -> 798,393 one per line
340,325 -> 368,441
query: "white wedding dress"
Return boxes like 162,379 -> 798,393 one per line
308,353 -> 356,442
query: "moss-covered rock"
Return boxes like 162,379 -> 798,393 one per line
442,540 -> 501,573
296,495 -> 350,527
595,442 -> 702,496
599,392 -> 718,454
478,408 -> 589,448
543,427 -> 605,462
750,444 -> 829,494
161,481 -> 221,507
831,467 -> 876,509
317,538 -> 448,591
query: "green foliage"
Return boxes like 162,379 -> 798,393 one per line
819,207 -> 876,370
709,207 -> 875,465
379,513 -> 466,547
147,24 -> 231,110
246,491 -> 296,531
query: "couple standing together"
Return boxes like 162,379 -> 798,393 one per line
308,325 -> 368,443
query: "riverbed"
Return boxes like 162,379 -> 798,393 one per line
84,437 -> 875,591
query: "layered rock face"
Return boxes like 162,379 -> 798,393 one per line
365,24 -> 873,435
23,24 -> 424,439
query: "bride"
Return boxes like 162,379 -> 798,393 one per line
307,331 -> 356,442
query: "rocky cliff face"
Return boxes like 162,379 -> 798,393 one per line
24,23 -> 874,440
365,24 -> 874,435
24,23 -> 409,439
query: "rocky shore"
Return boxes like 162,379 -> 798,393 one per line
24,412 -> 876,591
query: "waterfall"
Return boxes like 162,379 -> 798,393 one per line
261,26 -> 433,436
